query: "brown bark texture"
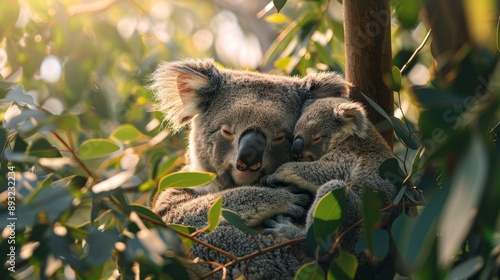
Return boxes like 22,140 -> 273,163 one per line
343,0 -> 394,147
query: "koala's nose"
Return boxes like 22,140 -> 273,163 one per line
291,137 -> 305,158
236,130 -> 266,172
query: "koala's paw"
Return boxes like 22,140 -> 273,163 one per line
280,187 -> 313,220
262,215 -> 305,239
262,169 -> 319,194
261,175 -> 283,188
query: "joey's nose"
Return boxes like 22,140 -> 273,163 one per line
291,137 -> 305,158
237,130 -> 266,172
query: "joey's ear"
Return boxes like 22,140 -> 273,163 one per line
150,59 -> 222,131
304,72 -> 350,99
337,102 -> 369,139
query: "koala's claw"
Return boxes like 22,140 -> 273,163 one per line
261,175 -> 288,188
262,215 -> 305,239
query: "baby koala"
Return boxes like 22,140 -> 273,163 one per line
262,97 -> 399,253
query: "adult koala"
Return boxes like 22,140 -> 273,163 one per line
150,58 -> 348,279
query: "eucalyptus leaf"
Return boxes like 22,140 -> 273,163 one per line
221,209 -> 256,236
77,138 -> 121,159
110,124 -> 144,143
361,92 -> 391,122
294,261 -> 325,280
205,196 -> 222,232
438,132 -> 488,266
157,172 -> 216,191
273,0 -> 287,13
361,189 -> 382,254
391,116 -> 420,150
327,250 -> 358,280
313,189 -> 346,249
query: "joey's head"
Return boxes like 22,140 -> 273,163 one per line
292,97 -> 369,161
150,59 -> 349,190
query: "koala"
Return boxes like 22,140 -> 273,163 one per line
149,59 -> 349,279
262,97 -> 399,256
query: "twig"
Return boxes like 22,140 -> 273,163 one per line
131,208 -> 237,261
201,237 -> 306,279
401,29 -> 432,73
50,131 -> 97,179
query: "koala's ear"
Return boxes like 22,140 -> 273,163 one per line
150,59 -> 222,131
337,102 -> 369,139
304,72 -> 350,99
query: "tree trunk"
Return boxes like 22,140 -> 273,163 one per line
343,0 -> 394,147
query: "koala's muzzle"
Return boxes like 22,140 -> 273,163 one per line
291,137 -> 305,158
236,130 -> 266,172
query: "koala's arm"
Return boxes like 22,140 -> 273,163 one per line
262,160 -> 353,194
154,186 -> 311,229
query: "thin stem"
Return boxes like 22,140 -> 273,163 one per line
201,237 -> 306,279
131,207 -> 237,261
50,131 -> 97,179
400,29 -> 432,74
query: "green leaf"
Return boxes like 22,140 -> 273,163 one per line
327,250 -> 358,280
168,224 -> 196,250
305,225 -> 318,257
262,12 -> 317,65
449,256 -> 484,280
361,189 -> 382,254
13,134 -> 28,152
0,177 -> 75,228
390,66 -> 402,92
157,172 -> 216,191
438,132 -> 488,266
313,189 -> 346,249
355,229 -> 390,260
391,116 -> 421,150
77,138 -> 121,159
273,0 -> 287,13
360,92 -> 391,122
28,138 -> 62,158
392,0 -> 421,29
205,196 -> 222,232
393,187 -> 449,268
110,124 -> 144,143
85,227 -> 120,266
138,179 -> 155,192
411,86 -> 464,109
378,157 -> 405,190
54,115 -> 80,131
130,204 -> 164,225
221,209 -> 256,236
295,261 -> 325,280
155,154 -> 183,179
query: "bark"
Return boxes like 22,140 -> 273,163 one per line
343,0 -> 394,147
422,0 -> 469,80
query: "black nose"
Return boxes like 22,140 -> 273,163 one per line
291,137 -> 304,158
236,130 -> 266,172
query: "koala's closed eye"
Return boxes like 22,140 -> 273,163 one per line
271,131 -> 286,144
221,124 -> 235,141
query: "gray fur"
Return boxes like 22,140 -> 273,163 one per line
150,59 -> 349,279
263,97 -> 398,256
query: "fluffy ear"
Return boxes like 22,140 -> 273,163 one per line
149,58 -> 221,131
303,72 -> 350,99
337,102 -> 369,139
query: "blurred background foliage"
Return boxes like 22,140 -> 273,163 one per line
0,0 -> 499,279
